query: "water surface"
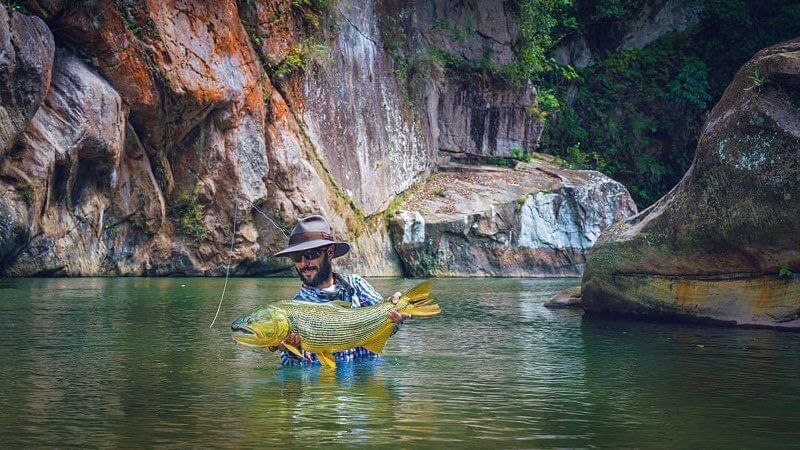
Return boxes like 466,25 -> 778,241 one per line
1,277 -> 799,447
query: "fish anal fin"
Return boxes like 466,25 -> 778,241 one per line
317,351 -> 336,369
361,323 -> 395,354
283,343 -> 303,358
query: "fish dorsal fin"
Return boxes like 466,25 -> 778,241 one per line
360,322 -> 395,355
317,352 -> 336,369
401,280 -> 432,304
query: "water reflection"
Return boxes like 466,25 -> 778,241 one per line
2,277 -> 800,448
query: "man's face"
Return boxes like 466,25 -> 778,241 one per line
293,245 -> 333,287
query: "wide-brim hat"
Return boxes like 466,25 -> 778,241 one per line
273,215 -> 350,258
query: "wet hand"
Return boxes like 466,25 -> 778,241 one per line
388,292 -> 411,323
269,332 -> 301,352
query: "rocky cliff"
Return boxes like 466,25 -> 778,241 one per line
581,37 -> 800,328
0,0 -> 635,277
390,157 -> 636,277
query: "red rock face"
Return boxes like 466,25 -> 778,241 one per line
582,37 -> 800,329
0,1 -> 616,277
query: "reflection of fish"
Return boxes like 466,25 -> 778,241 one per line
231,281 -> 439,368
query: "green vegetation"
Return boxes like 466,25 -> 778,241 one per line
383,1 -> 800,207
175,187 -> 207,240
536,0 -> 800,206
271,42 -> 327,79
779,266 -> 794,279
17,182 -> 34,206
291,0 -> 330,29
105,222 -> 120,237
432,18 -> 469,42
748,68 -> 766,90
418,252 -> 441,274
9,2 -> 30,14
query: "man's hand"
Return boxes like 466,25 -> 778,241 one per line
268,332 -> 301,352
388,291 -> 411,323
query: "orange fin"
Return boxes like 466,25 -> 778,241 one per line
283,343 -> 303,358
401,280 -> 432,304
408,304 -> 441,317
317,351 -> 336,369
360,323 -> 395,355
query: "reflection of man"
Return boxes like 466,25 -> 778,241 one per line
272,215 -> 409,366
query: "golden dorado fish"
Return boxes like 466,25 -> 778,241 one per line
230,281 -> 439,368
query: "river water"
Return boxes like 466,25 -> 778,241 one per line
1,277 -> 799,448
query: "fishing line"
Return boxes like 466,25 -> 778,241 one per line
209,203 -> 237,328
209,199 -> 289,328
248,200 -> 289,238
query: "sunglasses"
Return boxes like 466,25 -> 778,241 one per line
291,247 -> 329,263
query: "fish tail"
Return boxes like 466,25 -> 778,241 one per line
399,280 -> 441,317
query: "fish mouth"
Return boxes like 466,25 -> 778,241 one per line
230,325 -> 255,335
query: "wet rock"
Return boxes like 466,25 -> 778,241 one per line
544,286 -> 582,309
581,37 -> 800,329
389,157 -> 637,277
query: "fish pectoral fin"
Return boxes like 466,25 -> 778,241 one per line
283,343 -> 303,358
361,323 -> 395,355
317,352 -> 337,369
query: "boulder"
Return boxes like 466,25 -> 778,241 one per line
544,286 -> 582,309
389,157 -> 637,277
581,37 -> 800,328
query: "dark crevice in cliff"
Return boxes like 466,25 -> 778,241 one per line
475,30 -> 508,47
343,16 -> 379,46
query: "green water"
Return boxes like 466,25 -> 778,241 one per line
1,277 -> 799,448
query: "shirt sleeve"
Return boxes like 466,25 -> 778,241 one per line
347,275 -> 384,307
348,274 -> 402,336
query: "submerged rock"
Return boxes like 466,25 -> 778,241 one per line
582,37 -> 800,328
544,286 -> 583,309
389,157 -> 637,277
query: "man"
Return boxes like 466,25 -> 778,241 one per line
272,215 -> 409,366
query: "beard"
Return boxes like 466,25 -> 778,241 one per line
296,253 -> 332,288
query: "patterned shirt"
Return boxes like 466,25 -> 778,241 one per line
280,273 -> 385,366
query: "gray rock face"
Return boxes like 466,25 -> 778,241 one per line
581,37 -> 800,328
300,0 -> 433,216
554,0 -> 701,68
389,158 -> 637,277
0,5 -> 54,156
619,0 -> 701,51
1,50 -> 126,275
383,0 -> 544,160
436,81 -> 543,159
